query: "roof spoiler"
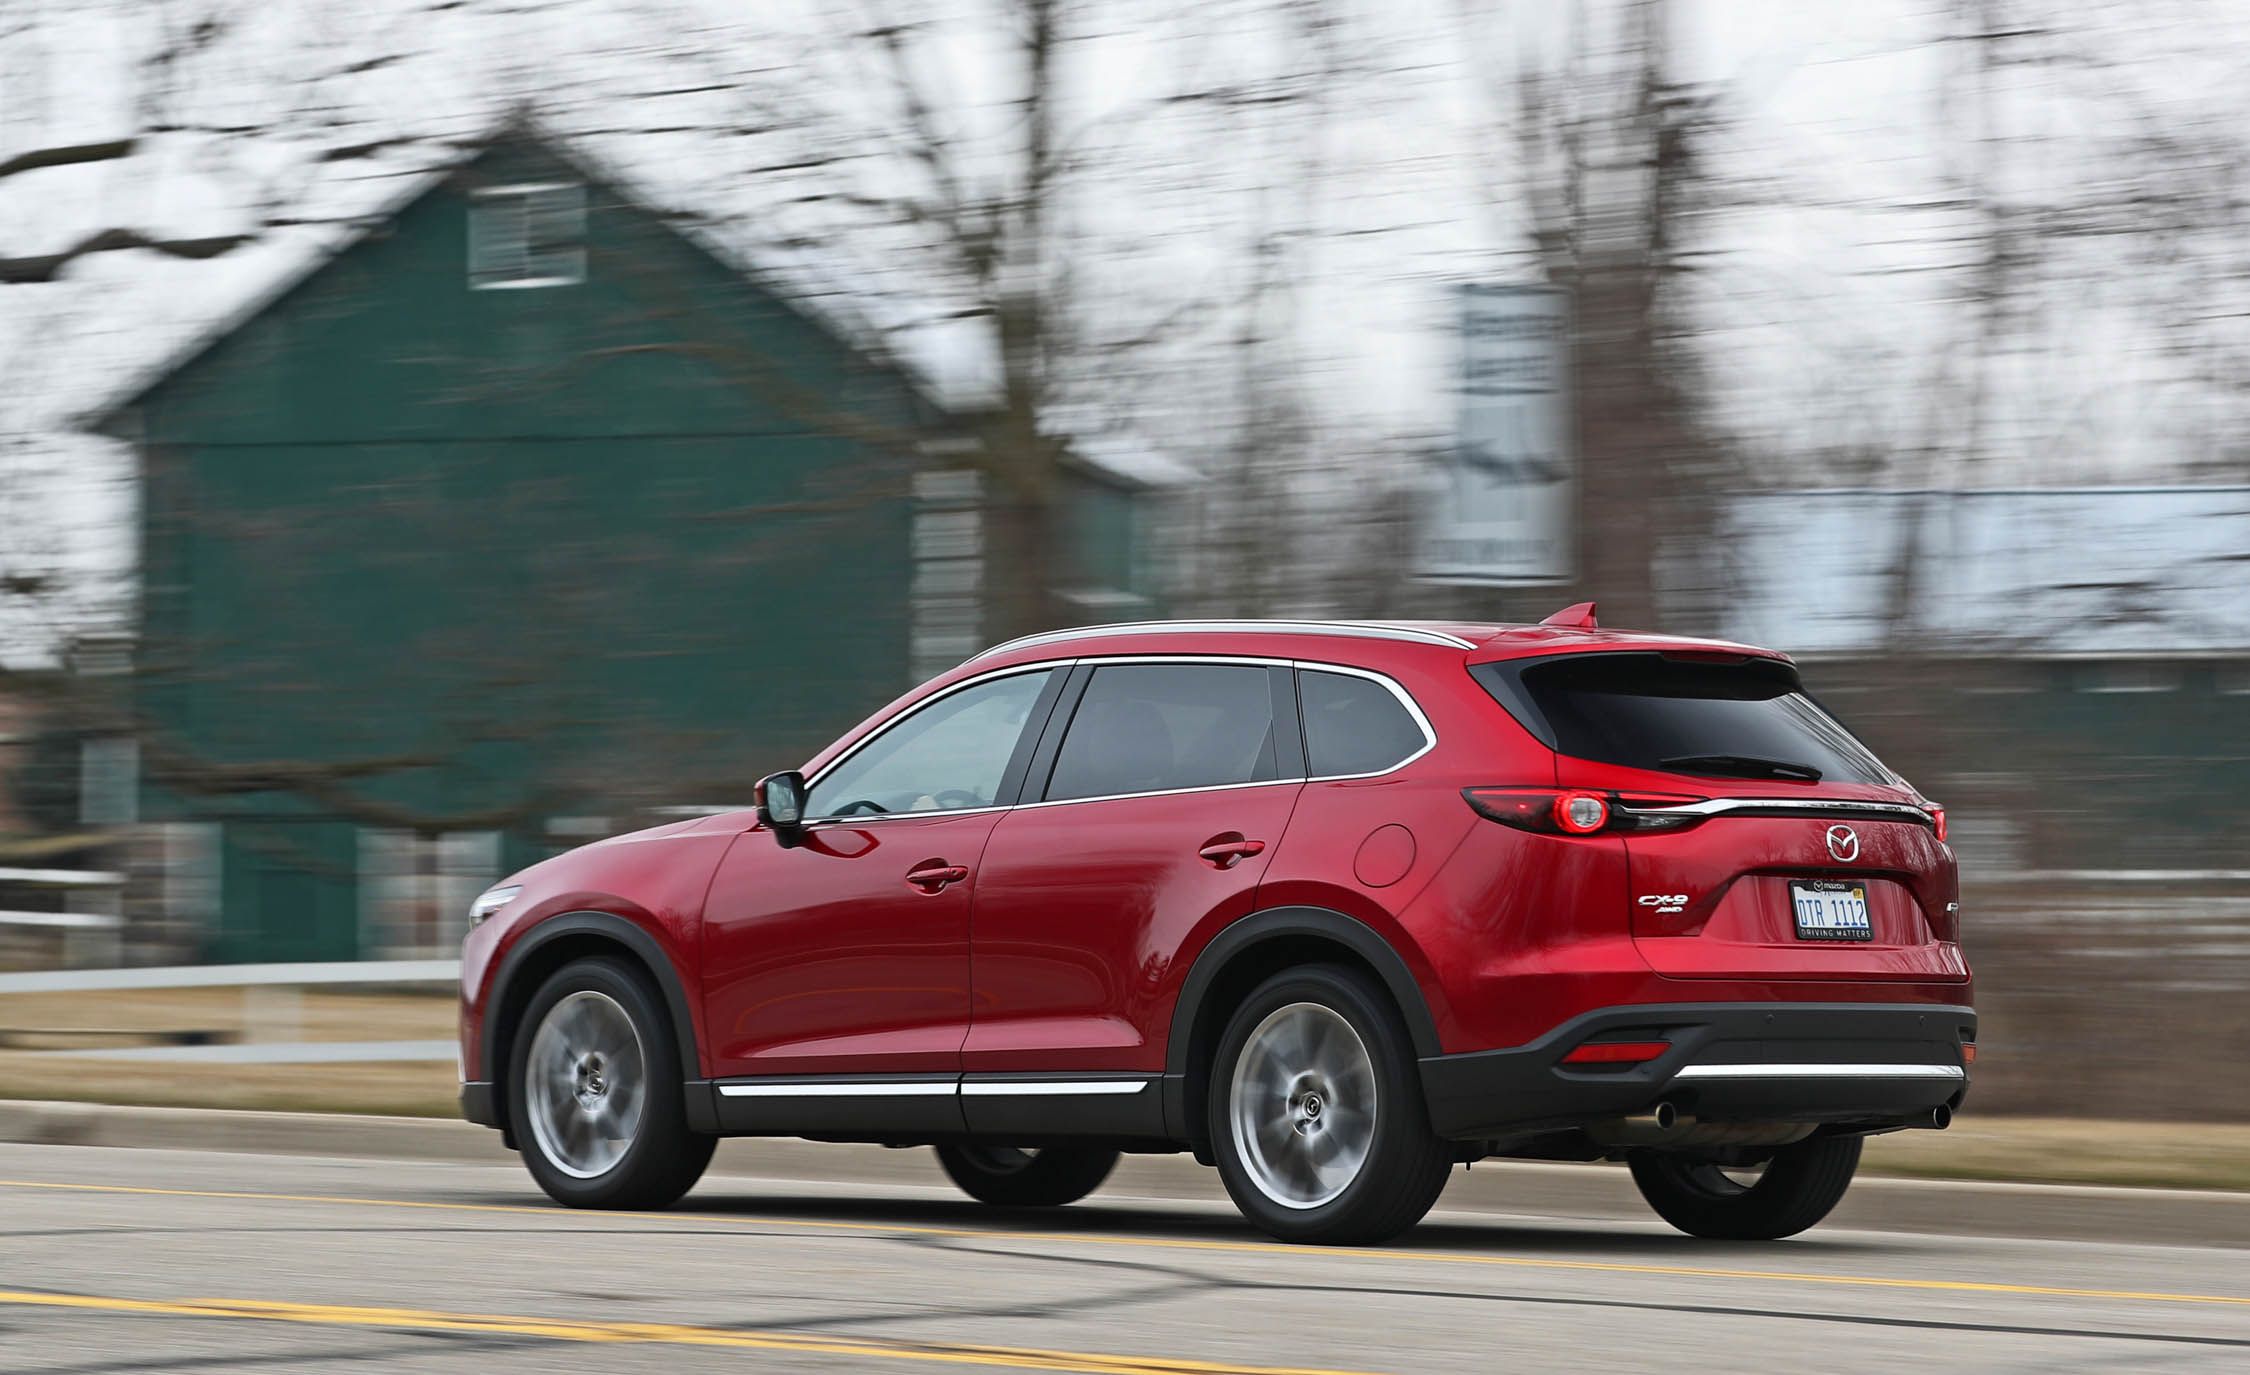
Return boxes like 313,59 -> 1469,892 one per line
1540,601 -> 1599,629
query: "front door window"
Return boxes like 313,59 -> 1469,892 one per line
805,669 -> 1053,818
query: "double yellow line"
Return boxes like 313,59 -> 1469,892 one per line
0,1290 -> 1364,1375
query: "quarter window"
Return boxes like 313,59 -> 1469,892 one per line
1045,664 -> 1279,801
1300,669 -> 1428,776
805,669 -> 1052,818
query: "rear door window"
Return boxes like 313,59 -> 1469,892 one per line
1299,669 -> 1429,777
1476,653 -> 1897,786
1045,664 -> 1281,801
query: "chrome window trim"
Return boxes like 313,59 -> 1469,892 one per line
1671,1063 -> 1963,1081
800,660 -> 1074,824
1014,776 -> 1306,812
971,620 -> 1476,663
797,652 -> 1438,825
1292,660 -> 1439,781
1019,654 -> 1436,809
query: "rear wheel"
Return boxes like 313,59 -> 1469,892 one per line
935,1144 -> 1119,1206
1629,1135 -> 1863,1240
509,956 -> 714,1209
1207,964 -> 1452,1244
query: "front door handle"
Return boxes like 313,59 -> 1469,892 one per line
1197,838 -> 1267,869
905,861 -> 970,893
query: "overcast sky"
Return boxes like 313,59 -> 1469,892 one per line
5,0 -> 2246,655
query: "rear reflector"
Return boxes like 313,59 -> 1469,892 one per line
1560,1040 -> 1670,1065
1961,1044 -> 1976,1065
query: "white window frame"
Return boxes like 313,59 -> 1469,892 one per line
468,182 -> 586,290
2076,661 -> 2180,695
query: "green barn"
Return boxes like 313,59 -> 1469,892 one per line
82,128 -> 1183,963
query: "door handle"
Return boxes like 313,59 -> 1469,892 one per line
905,861 -> 970,892
1196,838 -> 1267,869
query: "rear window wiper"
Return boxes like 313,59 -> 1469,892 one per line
1659,753 -> 1823,782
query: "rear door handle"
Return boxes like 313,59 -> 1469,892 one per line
1197,838 -> 1267,869
905,862 -> 970,892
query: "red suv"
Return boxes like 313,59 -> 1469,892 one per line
459,614 -> 1972,1244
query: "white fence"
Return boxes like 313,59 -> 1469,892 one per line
0,958 -> 458,996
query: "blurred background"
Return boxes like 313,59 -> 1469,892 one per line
0,0 -> 2243,1163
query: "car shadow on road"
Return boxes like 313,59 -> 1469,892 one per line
505,1187 -> 1922,1260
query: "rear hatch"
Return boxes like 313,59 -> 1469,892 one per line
1474,650 -> 1965,982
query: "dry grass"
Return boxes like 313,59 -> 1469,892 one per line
0,1055 -> 459,1117
1861,1114 -> 2250,1192
0,987 -> 460,1116
0,987 -> 454,1049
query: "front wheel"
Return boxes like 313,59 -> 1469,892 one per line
1207,964 -> 1452,1245
509,956 -> 715,1209
1629,1135 -> 1863,1240
935,1144 -> 1119,1206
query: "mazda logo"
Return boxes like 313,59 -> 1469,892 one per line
1825,824 -> 1861,862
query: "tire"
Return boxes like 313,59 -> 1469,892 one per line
1628,1135 -> 1863,1240
1206,963 -> 1452,1244
935,1144 -> 1120,1207
508,956 -> 715,1209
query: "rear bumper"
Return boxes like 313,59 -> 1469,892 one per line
1419,1002 -> 1975,1140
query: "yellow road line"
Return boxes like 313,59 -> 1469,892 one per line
0,1290 -> 1373,1375
4,1177 -> 2246,1310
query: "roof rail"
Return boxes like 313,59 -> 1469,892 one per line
970,620 -> 1478,663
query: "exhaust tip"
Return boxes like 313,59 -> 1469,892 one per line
1928,1104 -> 1952,1131
1651,1100 -> 1678,1130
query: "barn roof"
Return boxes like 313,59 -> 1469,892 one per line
65,117 -> 1189,489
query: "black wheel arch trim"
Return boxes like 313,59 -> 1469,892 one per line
1161,905 -> 1442,1140
480,910 -> 703,1129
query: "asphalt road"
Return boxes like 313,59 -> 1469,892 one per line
1,1142 -> 2244,1375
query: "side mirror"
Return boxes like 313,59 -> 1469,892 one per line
755,770 -> 807,834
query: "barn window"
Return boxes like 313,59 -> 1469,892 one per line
468,183 -> 585,289
2076,661 -> 2179,694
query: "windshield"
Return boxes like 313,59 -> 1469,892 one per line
1473,653 -> 1898,787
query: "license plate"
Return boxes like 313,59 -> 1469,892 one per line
1791,880 -> 1872,941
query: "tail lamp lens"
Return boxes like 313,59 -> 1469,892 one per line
1554,792 -> 1609,834
1463,788 -> 1630,835
1464,788 -> 1703,835
1461,788 -> 1563,830
1928,804 -> 1948,843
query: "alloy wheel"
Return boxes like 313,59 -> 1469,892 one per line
525,989 -> 648,1179
1227,1000 -> 1379,1209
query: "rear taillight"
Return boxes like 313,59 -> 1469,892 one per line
1554,791 -> 1609,834
1463,788 -> 1703,835
1927,803 -> 1948,843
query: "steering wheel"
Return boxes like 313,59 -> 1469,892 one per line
831,798 -> 890,817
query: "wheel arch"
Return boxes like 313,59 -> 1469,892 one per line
483,911 -> 702,1130
1162,905 -> 1441,1150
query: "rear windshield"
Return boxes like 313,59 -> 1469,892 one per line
1473,653 -> 1897,786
